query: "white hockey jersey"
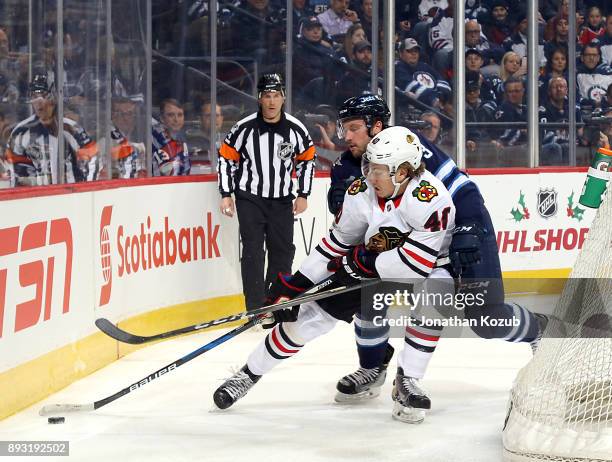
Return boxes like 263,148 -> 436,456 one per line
300,170 -> 456,284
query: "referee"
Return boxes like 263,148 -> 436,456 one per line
218,73 -> 316,311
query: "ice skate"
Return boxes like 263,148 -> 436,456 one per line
530,313 -> 549,354
213,366 -> 261,410
391,367 -> 430,424
335,344 -> 394,403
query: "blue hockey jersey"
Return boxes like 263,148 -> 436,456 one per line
327,132 -> 485,226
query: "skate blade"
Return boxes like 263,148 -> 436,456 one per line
391,401 -> 426,424
334,387 -> 381,404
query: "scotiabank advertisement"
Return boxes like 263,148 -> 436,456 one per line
93,183 -> 241,320
472,171 -> 597,271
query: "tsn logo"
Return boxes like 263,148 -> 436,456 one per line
0,219 -> 73,338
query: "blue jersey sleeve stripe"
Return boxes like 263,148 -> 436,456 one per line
449,175 -> 470,197
432,158 -> 452,177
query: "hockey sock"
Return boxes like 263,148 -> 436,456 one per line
398,318 -> 442,379
354,314 -> 390,368
247,323 -> 304,376
247,301 -> 338,375
501,303 -> 540,343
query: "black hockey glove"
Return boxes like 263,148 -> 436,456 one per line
327,244 -> 379,287
261,272 -> 312,329
449,222 -> 485,275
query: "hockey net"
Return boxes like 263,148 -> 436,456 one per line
502,184 -> 612,462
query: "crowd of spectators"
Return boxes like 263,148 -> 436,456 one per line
2,0 -> 612,187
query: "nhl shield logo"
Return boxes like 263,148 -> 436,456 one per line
537,188 -> 557,218
277,141 -> 294,160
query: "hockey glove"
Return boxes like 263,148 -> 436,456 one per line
449,222 -> 485,275
261,272 -> 313,329
327,244 -> 379,287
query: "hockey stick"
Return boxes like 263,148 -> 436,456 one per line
95,278 -> 376,345
39,317 -> 259,416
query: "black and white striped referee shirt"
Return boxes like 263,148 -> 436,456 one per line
218,111 -> 316,199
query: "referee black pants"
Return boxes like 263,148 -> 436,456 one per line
235,190 -> 296,310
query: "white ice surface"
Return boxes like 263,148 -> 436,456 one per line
2,295 -> 553,462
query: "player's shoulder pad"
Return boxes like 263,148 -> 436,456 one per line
399,173 -> 453,224
346,176 -> 368,196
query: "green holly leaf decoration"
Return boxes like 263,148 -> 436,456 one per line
511,207 -> 525,222
573,206 -> 585,221
518,191 -> 526,208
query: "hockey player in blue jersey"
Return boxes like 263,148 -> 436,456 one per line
328,94 -> 547,404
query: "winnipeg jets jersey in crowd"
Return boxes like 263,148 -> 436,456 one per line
301,170 -> 455,285
5,115 -> 99,187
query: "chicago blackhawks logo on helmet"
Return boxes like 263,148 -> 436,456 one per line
412,180 -> 438,202
347,177 -> 368,195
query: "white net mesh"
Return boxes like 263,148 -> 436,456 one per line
502,184 -> 612,462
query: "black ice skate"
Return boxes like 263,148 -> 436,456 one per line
391,367 -> 430,424
335,344 -> 395,403
530,313 -> 549,354
213,365 -> 261,410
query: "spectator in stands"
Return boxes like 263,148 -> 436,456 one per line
539,47 -> 569,103
420,111 -> 442,143
293,16 -> 336,97
465,19 -> 504,75
0,72 -> 18,104
110,97 -> 145,178
576,41 -> 612,107
418,0 -> 448,24
395,37 -> 451,109
357,0 -> 375,41
496,51 -> 527,103
466,52 -> 500,102
188,101 -> 224,161
335,40 -> 375,106
466,71 -> 497,152
5,74 -> 100,187
481,0 -> 513,46
578,6 -> 604,47
601,82 -> 612,110
492,77 -> 527,150
159,98 -> 187,141
312,104 -> 344,151
539,76 -> 584,165
544,0 -> 584,42
503,11 -> 547,70
153,98 -> 190,176
429,0 -> 454,78
337,22 -> 367,64
229,0 -> 286,70
599,14 -> 612,66
317,0 -> 359,43
543,13 -> 569,61
292,0 -> 315,31
0,28 -> 19,83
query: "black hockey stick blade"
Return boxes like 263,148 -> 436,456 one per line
39,317 -> 259,415
95,316 -> 242,345
95,279 -> 377,345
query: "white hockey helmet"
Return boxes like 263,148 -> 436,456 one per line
363,126 -> 423,174
362,126 -> 424,199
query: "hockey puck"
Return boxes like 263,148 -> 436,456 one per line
47,417 -> 65,424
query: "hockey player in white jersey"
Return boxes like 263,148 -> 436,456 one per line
213,126 -> 456,422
